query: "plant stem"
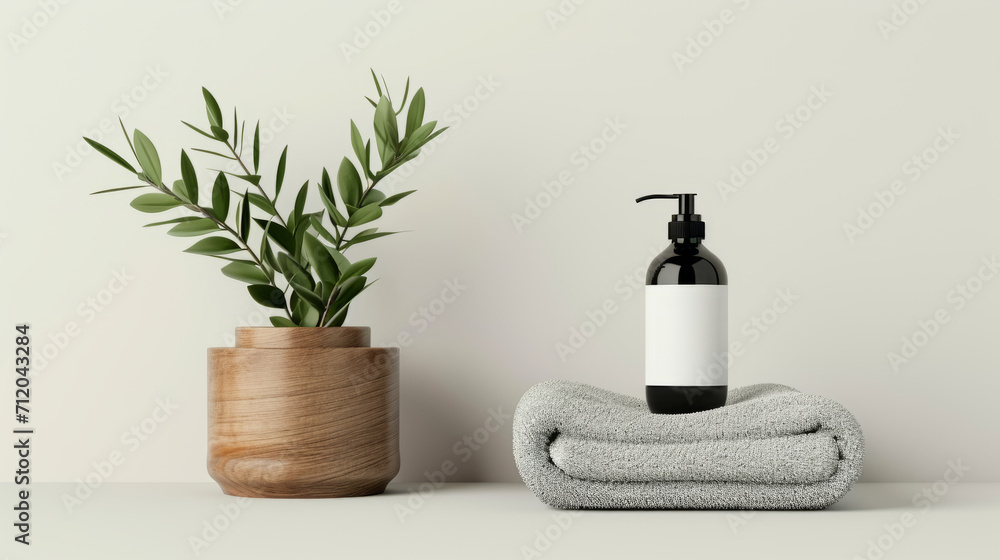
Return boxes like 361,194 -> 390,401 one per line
224,140 -> 289,230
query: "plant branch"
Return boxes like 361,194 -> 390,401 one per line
143,179 -> 294,321
223,139 -> 289,230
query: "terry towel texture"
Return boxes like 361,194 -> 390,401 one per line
513,381 -> 864,510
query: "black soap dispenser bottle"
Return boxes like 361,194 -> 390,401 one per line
636,194 -> 728,414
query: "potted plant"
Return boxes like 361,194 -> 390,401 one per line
84,72 -> 445,498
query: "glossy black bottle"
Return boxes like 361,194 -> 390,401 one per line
637,194 -> 728,414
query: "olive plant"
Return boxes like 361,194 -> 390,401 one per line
84,72 -> 445,327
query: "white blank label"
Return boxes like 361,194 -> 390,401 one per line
645,285 -> 728,387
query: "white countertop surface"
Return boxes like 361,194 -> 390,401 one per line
6,482 -> 998,559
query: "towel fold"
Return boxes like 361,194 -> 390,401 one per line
513,381 -> 864,510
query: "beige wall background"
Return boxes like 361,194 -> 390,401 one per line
1,0 -> 998,485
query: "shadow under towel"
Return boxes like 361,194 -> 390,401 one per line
512,381 -> 864,510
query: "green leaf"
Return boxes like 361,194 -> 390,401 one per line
302,233 -> 338,284
329,276 -> 368,319
327,305 -> 349,327
119,117 -> 138,160
309,215 -> 338,244
395,77 -> 410,116
399,120 -> 436,155
373,96 -> 398,162
132,130 -> 162,186
254,218 -> 295,254
380,189 -> 415,207
211,173 -> 230,219
350,121 -> 369,178
278,252 -> 314,290
370,68 -> 383,96
318,186 -> 347,228
182,121 -> 216,140
247,284 -> 286,309
406,87 -> 425,136
275,146 -> 288,199
296,299 -> 321,326
130,192 -> 180,213
291,181 -> 308,230
179,150 -> 199,204
362,189 -> 386,206
375,152 -> 419,180
239,190 -> 251,242
364,140 -> 373,179
342,257 -> 376,279
167,218 -> 218,237
320,167 -> 333,199
337,157 -> 362,207
270,316 -> 297,327
225,173 -> 261,187
144,217 -> 199,228
203,87 -> 223,128
90,185 -> 145,195
84,138 -> 136,173
184,236 -> 242,256
171,179 -> 187,200
247,192 -> 276,215
326,246 -> 351,276
221,261 -> 269,284
253,122 -> 260,173
210,126 -> 229,142
346,203 -> 382,227
342,229 -> 398,250
191,148 -> 236,160
292,216 -> 310,258
290,284 -> 326,311
408,126 -> 446,155
261,232 -> 280,273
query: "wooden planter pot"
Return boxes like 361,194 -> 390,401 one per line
207,327 -> 399,498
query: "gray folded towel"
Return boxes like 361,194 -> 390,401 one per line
513,381 -> 864,510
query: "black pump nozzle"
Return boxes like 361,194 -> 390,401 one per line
636,193 -> 705,241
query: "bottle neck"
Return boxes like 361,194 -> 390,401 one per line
671,238 -> 703,247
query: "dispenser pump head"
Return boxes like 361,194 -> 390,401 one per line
635,193 -> 705,241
